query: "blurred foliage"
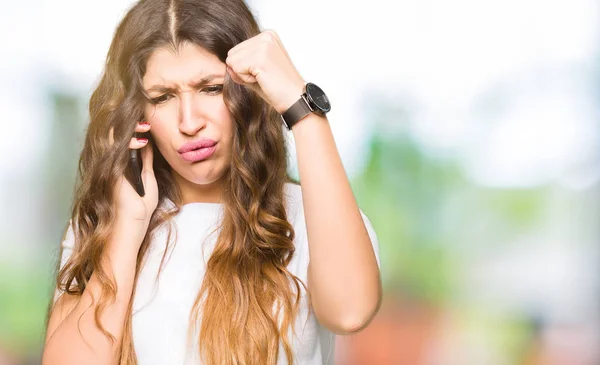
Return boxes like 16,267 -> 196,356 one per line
351,115 -> 548,305
0,90 -> 82,361
348,120 -> 551,363
0,259 -> 54,360
352,130 -> 462,303
43,91 -> 83,238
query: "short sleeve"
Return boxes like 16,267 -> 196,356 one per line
359,209 -> 381,269
53,220 -> 76,303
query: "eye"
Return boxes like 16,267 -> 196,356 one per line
202,85 -> 224,95
150,94 -> 173,104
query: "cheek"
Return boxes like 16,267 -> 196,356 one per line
144,104 -> 172,126
214,102 -> 234,137
144,106 -> 172,149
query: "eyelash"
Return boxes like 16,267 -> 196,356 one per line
149,85 -> 224,104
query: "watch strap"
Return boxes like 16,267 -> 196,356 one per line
281,95 -> 312,130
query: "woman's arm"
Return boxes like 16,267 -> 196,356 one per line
42,223 -> 141,365
293,113 -> 382,335
223,29 -> 382,334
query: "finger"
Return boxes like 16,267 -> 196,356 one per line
134,121 -> 151,133
226,53 -> 258,84
227,43 -> 243,57
229,31 -> 281,59
227,66 -> 254,85
129,136 -> 149,149
140,139 -> 154,174
226,48 -> 251,72
227,37 -> 254,57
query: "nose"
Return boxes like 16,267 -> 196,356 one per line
178,91 -> 207,135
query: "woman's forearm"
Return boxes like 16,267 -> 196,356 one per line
43,227 -> 142,365
292,113 -> 381,334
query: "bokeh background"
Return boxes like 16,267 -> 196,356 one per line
1,0 -> 599,364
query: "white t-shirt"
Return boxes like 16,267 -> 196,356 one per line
55,182 -> 380,365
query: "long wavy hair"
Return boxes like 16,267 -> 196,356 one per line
51,0 -> 307,364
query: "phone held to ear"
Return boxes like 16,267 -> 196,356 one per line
129,149 -> 145,197
126,131 -> 150,197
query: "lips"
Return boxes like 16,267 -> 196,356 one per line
177,138 -> 218,163
178,138 -> 217,153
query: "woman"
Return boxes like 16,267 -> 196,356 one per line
42,0 -> 382,364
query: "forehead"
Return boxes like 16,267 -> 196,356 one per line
143,42 -> 224,85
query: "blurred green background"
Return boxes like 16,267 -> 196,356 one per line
1,0 -> 599,364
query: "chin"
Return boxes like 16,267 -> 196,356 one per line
179,165 -> 227,186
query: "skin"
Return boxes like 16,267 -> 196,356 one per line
226,31 -> 382,333
140,43 -> 233,204
134,32 -> 382,332
44,33 -> 381,365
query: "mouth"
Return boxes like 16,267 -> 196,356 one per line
178,138 -> 218,153
178,142 -> 218,162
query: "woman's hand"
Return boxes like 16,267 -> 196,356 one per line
225,30 -> 306,114
109,121 -> 158,240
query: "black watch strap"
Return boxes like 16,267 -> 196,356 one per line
281,96 -> 312,130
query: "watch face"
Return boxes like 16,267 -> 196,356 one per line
305,83 -> 331,113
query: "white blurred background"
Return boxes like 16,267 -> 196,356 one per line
1,1 -> 598,364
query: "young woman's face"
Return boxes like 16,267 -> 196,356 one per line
142,42 -> 233,194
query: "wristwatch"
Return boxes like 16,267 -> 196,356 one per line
281,82 -> 331,130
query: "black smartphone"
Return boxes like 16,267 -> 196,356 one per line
126,131 -> 149,197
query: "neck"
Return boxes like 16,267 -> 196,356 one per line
172,170 -> 226,204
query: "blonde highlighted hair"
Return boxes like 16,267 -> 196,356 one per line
53,0 -> 307,363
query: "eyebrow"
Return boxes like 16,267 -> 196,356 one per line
145,74 -> 224,93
